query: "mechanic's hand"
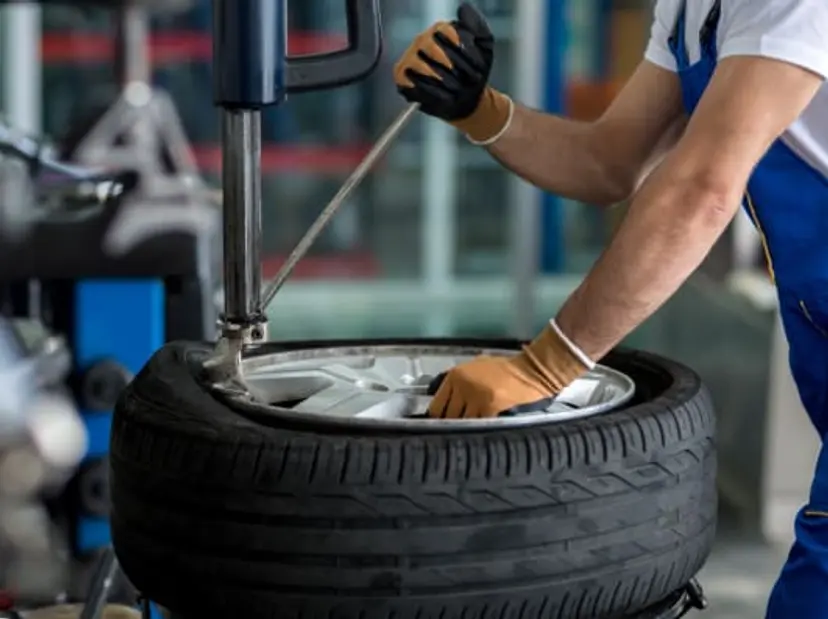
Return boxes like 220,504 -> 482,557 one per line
427,322 -> 592,419
393,2 -> 513,144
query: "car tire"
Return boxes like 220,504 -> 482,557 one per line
109,339 -> 717,619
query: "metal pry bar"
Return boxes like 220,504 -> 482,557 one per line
261,102 -> 419,310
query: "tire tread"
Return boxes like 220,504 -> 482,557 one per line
110,341 -> 716,619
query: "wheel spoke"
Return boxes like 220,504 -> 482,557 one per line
317,362 -> 399,389
291,384 -> 415,418
245,371 -> 335,404
414,355 -> 470,379
558,377 -> 600,406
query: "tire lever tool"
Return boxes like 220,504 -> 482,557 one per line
260,102 -> 419,309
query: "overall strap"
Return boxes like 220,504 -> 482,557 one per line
668,0 -> 690,67
668,0 -> 723,65
699,0 -> 722,55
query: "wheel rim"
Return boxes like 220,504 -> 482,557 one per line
240,344 -> 636,430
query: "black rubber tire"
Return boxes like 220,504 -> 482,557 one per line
109,339 -> 717,619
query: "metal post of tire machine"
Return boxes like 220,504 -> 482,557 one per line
203,0 -> 386,375
0,0 -> 220,604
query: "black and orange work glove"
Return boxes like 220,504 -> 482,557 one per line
427,321 -> 593,419
392,3 -> 513,144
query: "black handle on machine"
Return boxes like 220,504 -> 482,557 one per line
213,0 -> 382,107
286,0 -> 382,93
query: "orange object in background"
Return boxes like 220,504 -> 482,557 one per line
566,80 -> 623,121
609,7 -> 651,83
565,4 -> 652,122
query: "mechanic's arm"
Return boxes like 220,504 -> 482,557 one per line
556,55 -> 823,360
393,4 -> 685,206
487,63 -> 685,205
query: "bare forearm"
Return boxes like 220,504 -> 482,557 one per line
554,163 -> 741,360
488,104 -> 629,206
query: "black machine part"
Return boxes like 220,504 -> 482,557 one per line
647,580 -> 708,619
0,122 -> 130,194
212,0 -> 382,107
0,122 -> 134,248
285,0 -> 383,93
109,339 -> 717,619
0,119 -> 203,280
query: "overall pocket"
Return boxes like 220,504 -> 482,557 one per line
778,292 -> 828,437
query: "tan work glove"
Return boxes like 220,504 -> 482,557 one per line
427,321 -> 593,418
25,604 -> 140,619
392,3 -> 513,145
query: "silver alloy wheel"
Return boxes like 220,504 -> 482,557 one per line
240,344 -> 635,430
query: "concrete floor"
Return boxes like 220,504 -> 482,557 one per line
694,528 -> 789,619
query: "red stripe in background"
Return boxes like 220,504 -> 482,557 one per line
41,30 -> 347,64
261,253 -> 380,280
191,144 -> 372,175
42,30 -> 376,174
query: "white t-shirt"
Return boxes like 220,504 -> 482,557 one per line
644,0 -> 828,178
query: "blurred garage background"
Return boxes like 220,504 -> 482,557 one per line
0,0 -> 817,617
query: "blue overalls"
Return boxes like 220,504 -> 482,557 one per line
668,0 -> 828,615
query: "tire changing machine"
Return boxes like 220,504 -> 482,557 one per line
82,0 -> 709,616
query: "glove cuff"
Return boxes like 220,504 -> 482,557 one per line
520,320 -> 593,392
547,319 -> 596,370
450,88 -> 513,145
